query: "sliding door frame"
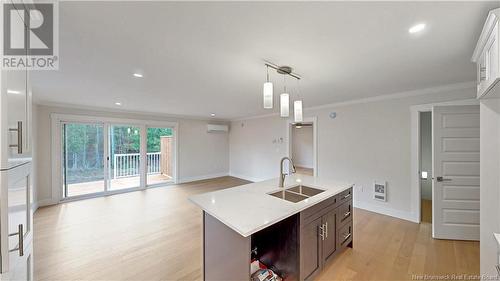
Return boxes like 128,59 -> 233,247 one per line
61,120 -> 107,198
51,113 -> 178,204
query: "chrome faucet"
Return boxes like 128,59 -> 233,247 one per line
279,157 -> 296,187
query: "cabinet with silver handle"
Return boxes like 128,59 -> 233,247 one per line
300,186 -> 352,281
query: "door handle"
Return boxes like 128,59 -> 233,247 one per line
436,176 -> 452,182
325,222 -> 328,238
8,224 -> 24,256
8,121 -> 23,154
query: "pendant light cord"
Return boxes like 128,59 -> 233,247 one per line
283,74 -> 287,93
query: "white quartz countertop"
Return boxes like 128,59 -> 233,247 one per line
189,174 -> 353,237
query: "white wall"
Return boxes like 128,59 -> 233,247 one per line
419,112 -> 432,200
479,99 -> 500,278
35,104 -> 229,206
229,85 -> 475,221
292,126 -> 313,168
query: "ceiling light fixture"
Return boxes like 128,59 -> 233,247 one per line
263,65 -> 273,109
280,93 -> 290,117
115,102 -> 122,106
133,73 -> 143,78
409,23 -> 426,34
294,100 -> 303,122
210,113 -> 216,117
263,62 -> 302,119
7,89 -> 21,94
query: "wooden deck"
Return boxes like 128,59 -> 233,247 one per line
67,174 -> 172,197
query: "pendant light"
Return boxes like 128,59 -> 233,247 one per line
280,93 -> 290,117
280,74 -> 289,117
294,100 -> 303,122
294,79 -> 303,122
263,65 -> 273,109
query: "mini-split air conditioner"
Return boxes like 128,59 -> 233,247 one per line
207,124 -> 229,133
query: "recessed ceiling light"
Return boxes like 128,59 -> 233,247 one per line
115,102 -> 122,106
210,113 -> 216,117
133,73 -> 143,78
7,89 -> 21,94
409,23 -> 426,34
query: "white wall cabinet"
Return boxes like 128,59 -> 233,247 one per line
0,3 -> 34,280
472,8 -> 500,99
474,7 -> 500,279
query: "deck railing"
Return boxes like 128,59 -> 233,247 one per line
114,152 -> 161,179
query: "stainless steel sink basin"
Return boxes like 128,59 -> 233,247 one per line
268,185 -> 325,203
268,190 -> 309,203
287,185 -> 325,197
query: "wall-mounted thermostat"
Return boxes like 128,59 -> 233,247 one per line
374,181 -> 387,202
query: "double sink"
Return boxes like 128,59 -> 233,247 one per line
268,185 -> 325,203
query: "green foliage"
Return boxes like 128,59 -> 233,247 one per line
64,124 -> 172,171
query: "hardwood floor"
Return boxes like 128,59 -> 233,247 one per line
34,177 -> 479,281
296,166 -> 314,176
421,199 -> 432,223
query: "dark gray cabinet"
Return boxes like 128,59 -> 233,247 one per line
322,208 -> 337,261
300,217 -> 322,280
300,187 -> 353,281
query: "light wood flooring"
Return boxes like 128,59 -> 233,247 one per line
421,199 -> 432,223
34,177 -> 479,281
296,166 -> 314,176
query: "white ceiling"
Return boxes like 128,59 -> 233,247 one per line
32,1 -> 499,120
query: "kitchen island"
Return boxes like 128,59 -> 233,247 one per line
189,174 -> 353,281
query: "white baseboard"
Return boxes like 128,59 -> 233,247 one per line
37,198 -> 58,208
178,172 -> 229,184
295,164 -> 314,169
228,172 -> 267,183
353,200 -> 418,223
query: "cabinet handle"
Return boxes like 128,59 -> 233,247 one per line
480,66 -> 487,81
325,222 -> 328,238
343,193 -> 351,199
8,121 -> 23,154
343,233 -> 351,244
319,224 -> 325,241
344,211 -> 351,218
8,224 -> 24,256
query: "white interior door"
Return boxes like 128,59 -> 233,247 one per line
432,105 -> 480,240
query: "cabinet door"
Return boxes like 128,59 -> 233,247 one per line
1,162 -> 34,280
322,209 -> 337,262
2,14 -> 30,157
300,217 -> 322,281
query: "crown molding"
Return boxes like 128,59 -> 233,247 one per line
471,8 -> 499,62
231,81 -> 476,122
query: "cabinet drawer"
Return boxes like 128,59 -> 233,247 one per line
301,196 -> 338,225
336,200 -> 352,227
337,187 -> 352,204
337,221 -> 353,248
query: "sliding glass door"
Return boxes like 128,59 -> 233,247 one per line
62,123 -> 105,197
146,127 -> 174,186
108,125 -> 141,191
60,118 -> 176,200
